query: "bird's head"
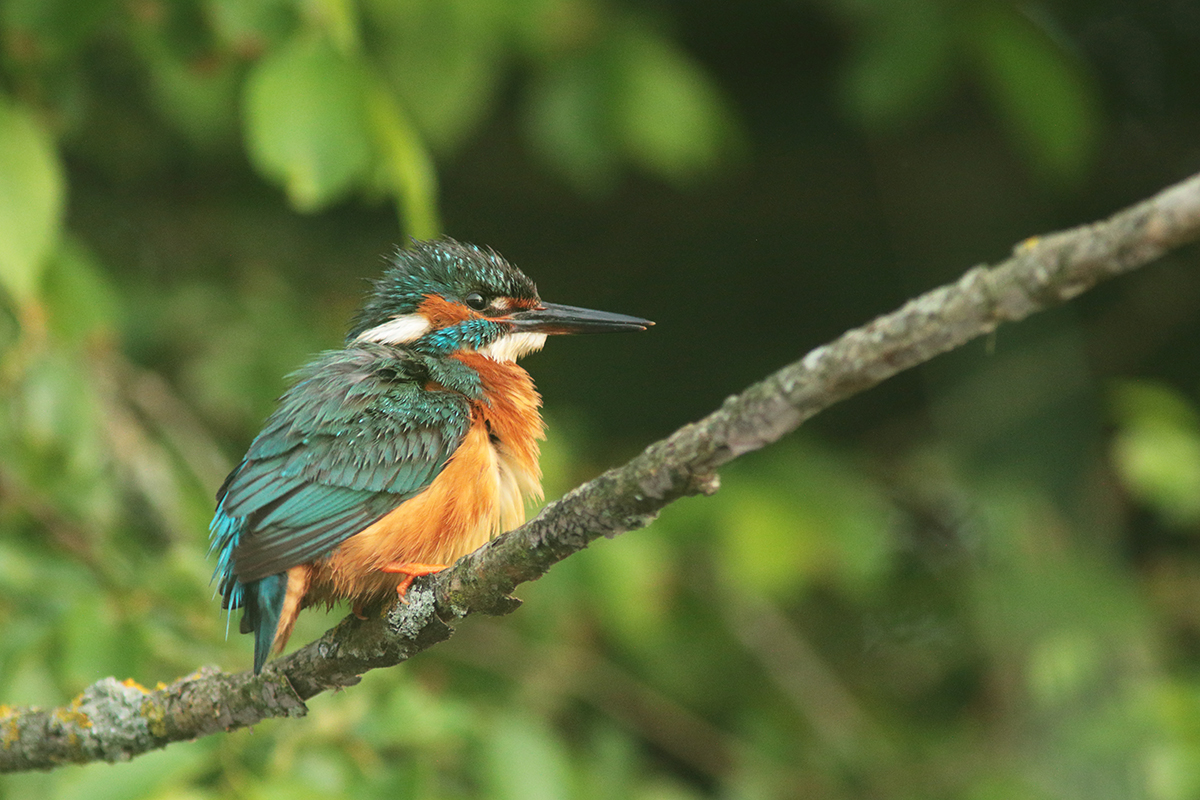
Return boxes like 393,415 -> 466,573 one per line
348,238 -> 651,360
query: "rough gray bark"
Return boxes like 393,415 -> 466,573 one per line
3,170 -> 1200,772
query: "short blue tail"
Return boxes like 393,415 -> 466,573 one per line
242,574 -> 287,673
210,508 -> 287,674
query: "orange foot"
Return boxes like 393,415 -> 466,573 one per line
380,561 -> 448,601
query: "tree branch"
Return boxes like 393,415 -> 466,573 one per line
4,171 -> 1200,772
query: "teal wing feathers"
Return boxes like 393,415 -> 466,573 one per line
211,346 -> 474,591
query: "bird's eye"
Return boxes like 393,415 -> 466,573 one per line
465,292 -> 488,311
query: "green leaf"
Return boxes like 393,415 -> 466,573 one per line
365,83 -> 441,239
53,739 -> 212,800
1026,629 -> 1105,706
839,0 -> 955,128
716,443 -> 892,599
0,0 -> 116,61
60,596 -> 137,691
529,27 -> 736,191
243,34 -> 373,211
583,528 -> 672,644
42,236 -> 120,345
1151,682 -> 1200,800
614,30 -> 734,184
970,5 -> 1098,184
1109,381 -> 1200,526
17,346 -> 93,452
581,723 -> 640,800
485,713 -> 573,800
0,99 -> 65,305
526,53 -> 619,192
208,0 -> 297,52
141,43 -> 241,151
368,0 -> 503,152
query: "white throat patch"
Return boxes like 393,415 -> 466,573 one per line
356,313 -> 432,345
479,331 -> 548,362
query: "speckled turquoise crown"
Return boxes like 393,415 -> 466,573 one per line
347,238 -> 539,342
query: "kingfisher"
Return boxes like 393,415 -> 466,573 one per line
209,238 -> 651,673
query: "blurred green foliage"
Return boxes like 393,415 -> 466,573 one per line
0,0 -> 1195,799
833,0 -> 1099,183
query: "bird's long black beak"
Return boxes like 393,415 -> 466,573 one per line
509,302 -> 653,334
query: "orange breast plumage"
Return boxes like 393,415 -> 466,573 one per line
269,354 -> 545,650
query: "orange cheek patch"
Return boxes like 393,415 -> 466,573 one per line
418,294 -> 475,328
